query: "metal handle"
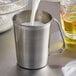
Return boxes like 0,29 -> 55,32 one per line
49,18 -> 65,55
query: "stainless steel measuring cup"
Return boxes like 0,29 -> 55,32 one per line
13,10 -> 65,69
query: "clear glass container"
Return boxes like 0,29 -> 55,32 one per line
0,0 -> 30,33
60,0 -> 76,50
60,0 -> 76,39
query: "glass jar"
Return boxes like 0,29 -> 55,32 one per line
60,0 -> 76,49
0,0 -> 31,33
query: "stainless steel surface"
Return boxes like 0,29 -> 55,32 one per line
49,18 -> 65,54
0,1 -> 75,76
13,10 -> 52,69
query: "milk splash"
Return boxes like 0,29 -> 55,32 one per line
30,0 -> 41,25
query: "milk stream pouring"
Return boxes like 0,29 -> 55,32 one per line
22,0 -> 41,26
30,0 -> 41,25
30,0 -> 60,25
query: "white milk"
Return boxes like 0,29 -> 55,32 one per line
22,21 -> 44,26
30,0 -> 41,25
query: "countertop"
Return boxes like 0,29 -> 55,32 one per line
0,1 -> 76,76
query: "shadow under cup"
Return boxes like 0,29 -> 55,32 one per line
13,10 -> 52,69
